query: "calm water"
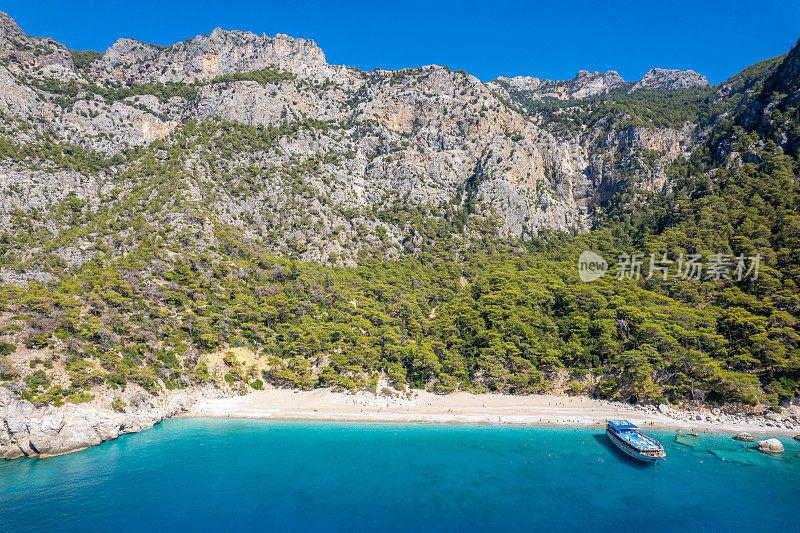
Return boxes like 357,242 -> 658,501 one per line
1,420 -> 799,532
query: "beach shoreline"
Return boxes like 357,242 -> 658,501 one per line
182,388 -> 800,437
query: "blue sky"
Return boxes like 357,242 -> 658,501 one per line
3,0 -> 799,84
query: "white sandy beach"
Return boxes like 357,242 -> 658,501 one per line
185,387 -> 800,436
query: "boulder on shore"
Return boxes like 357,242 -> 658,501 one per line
757,438 -> 784,454
733,432 -> 756,442
794,435 -> 800,442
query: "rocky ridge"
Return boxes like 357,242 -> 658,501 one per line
89,29 -> 331,84
0,10 -> 608,262
492,70 -> 626,99
490,66 -> 708,101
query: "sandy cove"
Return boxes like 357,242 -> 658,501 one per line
184,388 -> 800,437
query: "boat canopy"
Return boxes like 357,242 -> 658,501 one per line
607,419 -> 639,431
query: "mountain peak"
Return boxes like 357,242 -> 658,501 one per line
632,68 -> 709,91
571,70 -> 625,97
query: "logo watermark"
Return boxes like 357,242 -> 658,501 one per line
578,251 -> 761,283
578,251 -> 609,282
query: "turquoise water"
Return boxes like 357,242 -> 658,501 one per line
1,420 -> 799,532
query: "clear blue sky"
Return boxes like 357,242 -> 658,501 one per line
3,0 -> 799,84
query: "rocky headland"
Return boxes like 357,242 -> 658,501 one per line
0,385 -> 232,459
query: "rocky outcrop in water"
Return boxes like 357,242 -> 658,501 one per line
757,438 -> 784,454
0,385 -> 232,459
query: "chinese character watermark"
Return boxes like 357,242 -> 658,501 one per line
577,250 -> 761,283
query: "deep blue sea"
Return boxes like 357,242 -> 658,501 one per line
1,419 -> 799,532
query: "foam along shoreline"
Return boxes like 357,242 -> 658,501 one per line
184,388 -> 800,436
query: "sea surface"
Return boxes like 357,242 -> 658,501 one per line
1,419 -> 799,532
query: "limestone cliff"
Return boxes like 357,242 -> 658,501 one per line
0,11 -> 724,260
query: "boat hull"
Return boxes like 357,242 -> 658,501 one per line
606,428 -> 662,464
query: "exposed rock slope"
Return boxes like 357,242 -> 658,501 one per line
0,9 -> 722,267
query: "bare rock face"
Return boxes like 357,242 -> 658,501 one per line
493,75 -> 543,92
739,41 -> 800,155
631,68 -> 709,91
0,9 -> 715,265
0,10 -> 25,38
492,69 -> 625,100
757,438 -> 784,453
0,10 -> 602,245
734,432 -> 756,442
0,386 -> 232,459
90,29 -> 329,84
571,70 -> 625,98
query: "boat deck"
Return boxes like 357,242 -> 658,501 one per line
614,429 -> 662,452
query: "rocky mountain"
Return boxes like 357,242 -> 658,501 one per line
0,11 -> 799,459
0,10 -> 732,274
0,11 -> 622,269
